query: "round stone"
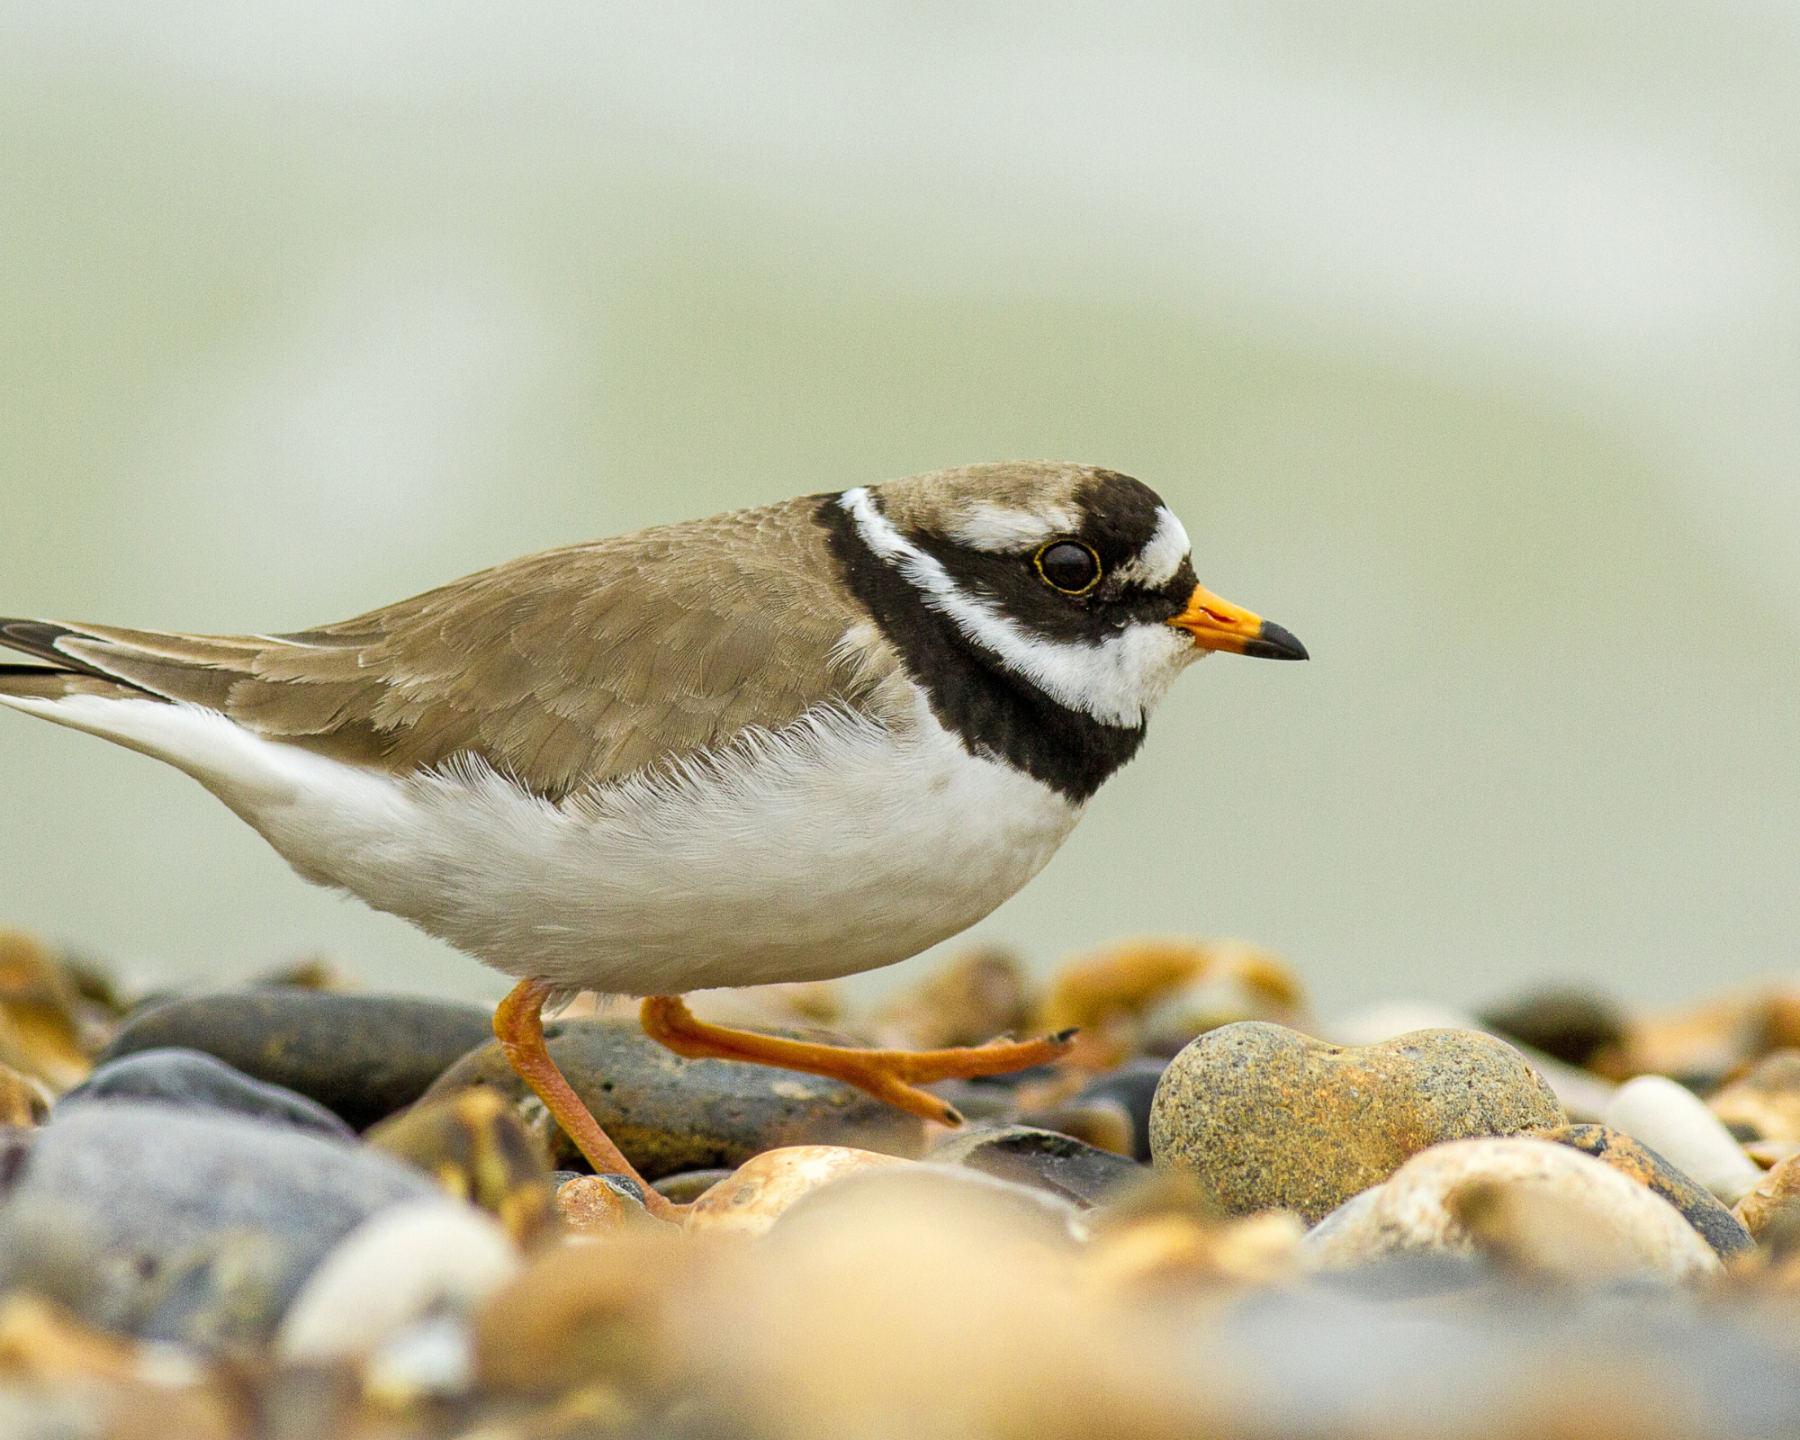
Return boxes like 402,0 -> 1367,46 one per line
1708,1050 -> 1800,1144
1148,1022 -> 1565,1222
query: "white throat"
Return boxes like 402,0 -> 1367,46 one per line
840,487 -> 1199,727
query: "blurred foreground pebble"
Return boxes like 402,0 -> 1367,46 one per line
1,929 -> 1800,1436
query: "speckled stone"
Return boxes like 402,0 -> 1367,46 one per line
1301,1137 -> 1723,1285
1539,1123 -> 1753,1258
1149,1023 -> 1565,1222
927,1124 -> 1143,1208
96,992 -> 497,1130
427,1018 -> 922,1180
58,1048 -> 355,1139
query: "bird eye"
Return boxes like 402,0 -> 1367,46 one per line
1034,540 -> 1102,595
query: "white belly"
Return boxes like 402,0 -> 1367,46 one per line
5,692 -> 1083,993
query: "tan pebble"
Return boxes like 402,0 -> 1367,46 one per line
248,954 -> 360,991
365,1088 -> 556,1245
0,1059 -> 51,1126
1731,1149 -> 1800,1241
1604,990 -> 1767,1084
0,1290 -> 142,1383
558,1174 -> 656,1234
0,1292 -> 233,1439
0,930 -> 91,1091
683,1145 -> 910,1238
1303,1136 -> 1721,1284
1745,1137 -> 1800,1169
1709,1050 -> 1800,1143
1037,936 -> 1302,1071
688,1164 -> 1187,1440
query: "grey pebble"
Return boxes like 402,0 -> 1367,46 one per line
97,991 -> 498,1130
58,1047 -> 355,1139
0,1100 -> 438,1356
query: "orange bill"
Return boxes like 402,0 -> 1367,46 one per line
1166,583 -> 1308,660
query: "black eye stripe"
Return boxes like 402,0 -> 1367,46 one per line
1034,541 -> 1102,596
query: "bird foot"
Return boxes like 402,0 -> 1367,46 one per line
639,994 -> 1078,1125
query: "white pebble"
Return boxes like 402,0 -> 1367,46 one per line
363,1314 -> 476,1404
277,1199 -> 521,1363
1602,1075 -> 1761,1204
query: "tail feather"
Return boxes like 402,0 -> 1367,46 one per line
0,618 -> 164,701
0,620 -> 112,674
0,666 -> 143,702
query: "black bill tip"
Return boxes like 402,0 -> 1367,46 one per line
1244,620 -> 1308,661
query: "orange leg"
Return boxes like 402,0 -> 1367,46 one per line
640,994 -> 1077,1125
493,979 -> 683,1223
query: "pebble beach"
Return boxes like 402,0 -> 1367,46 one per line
0,929 -> 1798,1438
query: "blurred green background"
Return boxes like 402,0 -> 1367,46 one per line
2,5 -> 1797,1017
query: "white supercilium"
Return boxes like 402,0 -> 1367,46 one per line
1112,506 -> 1191,589
945,502 -> 1078,553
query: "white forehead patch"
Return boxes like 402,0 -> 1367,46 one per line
1112,506 -> 1191,590
946,502 -> 1080,554
840,488 -> 1199,728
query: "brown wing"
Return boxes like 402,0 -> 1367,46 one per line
0,495 -> 898,798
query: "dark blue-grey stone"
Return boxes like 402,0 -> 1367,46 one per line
0,1100 -> 437,1355
57,1048 -> 355,1140
1071,1058 -> 1168,1162
95,991 -> 497,1129
927,1123 -> 1143,1207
